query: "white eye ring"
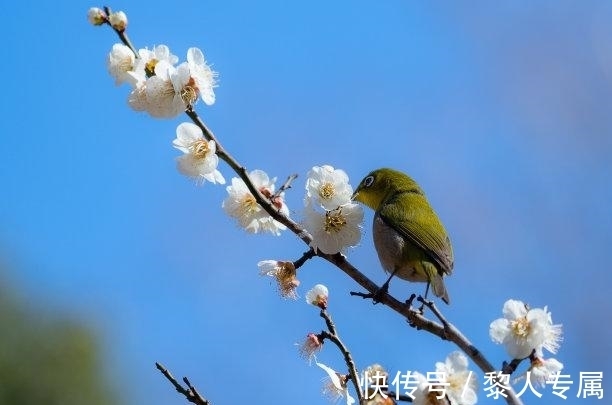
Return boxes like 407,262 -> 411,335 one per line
364,175 -> 374,187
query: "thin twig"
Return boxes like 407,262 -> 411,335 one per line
102,6 -> 139,57
294,248 -> 316,270
155,362 -> 210,405
502,357 -> 526,375
276,173 -> 299,196
319,309 -> 363,403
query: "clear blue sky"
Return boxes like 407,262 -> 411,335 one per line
1,1 -> 611,404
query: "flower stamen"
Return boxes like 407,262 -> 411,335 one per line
324,209 -> 347,233
145,59 -> 158,77
189,139 -> 210,159
319,182 -> 335,200
240,194 -> 259,214
511,317 -> 530,338
181,85 -> 198,106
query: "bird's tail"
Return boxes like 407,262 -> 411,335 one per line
431,274 -> 450,305
424,263 -> 450,304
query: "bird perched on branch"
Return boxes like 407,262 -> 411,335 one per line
352,168 -> 453,304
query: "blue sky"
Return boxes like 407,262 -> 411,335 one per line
1,1 -> 611,404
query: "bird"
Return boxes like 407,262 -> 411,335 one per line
352,168 -> 453,304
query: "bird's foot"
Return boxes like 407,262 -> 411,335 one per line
416,295 -> 434,314
350,281 -> 390,304
405,294 -> 431,314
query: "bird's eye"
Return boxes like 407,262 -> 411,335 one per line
364,175 -> 374,188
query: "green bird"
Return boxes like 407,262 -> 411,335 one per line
352,168 -> 453,304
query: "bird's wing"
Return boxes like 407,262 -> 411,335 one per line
378,192 -> 454,274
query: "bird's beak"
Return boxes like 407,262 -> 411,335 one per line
351,190 -> 359,201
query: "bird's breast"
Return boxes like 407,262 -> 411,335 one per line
372,214 -> 428,282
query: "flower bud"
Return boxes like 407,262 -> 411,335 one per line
306,284 -> 329,309
109,11 -> 128,31
87,7 -> 107,26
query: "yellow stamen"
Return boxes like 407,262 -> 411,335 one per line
181,85 -> 198,106
240,194 -> 259,214
511,317 -> 530,338
145,59 -> 158,78
324,210 -> 347,233
190,139 -> 210,159
319,182 -> 335,200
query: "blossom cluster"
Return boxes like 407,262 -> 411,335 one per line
256,166 -> 363,298
303,165 -> 363,254
106,42 -> 216,118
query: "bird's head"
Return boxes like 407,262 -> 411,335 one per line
352,168 -> 423,210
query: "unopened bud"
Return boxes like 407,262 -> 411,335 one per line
109,11 -> 128,31
306,284 -> 329,309
87,7 -> 107,26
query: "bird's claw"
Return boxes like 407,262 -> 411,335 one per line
349,282 -> 389,304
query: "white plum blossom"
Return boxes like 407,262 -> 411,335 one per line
258,260 -> 299,299
302,165 -> 363,254
305,165 -> 353,210
489,299 -> 563,359
304,203 -> 363,254
316,361 -> 356,405
107,43 -> 136,85
223,170 -> 289,235
172,122 -> 224,184
434,352 -> 478,405
305,284 -> 329,308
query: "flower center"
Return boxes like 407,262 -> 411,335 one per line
240,194 -> 259,214
190,139 -> 210,159
145,59 -> 158,78
181,84 -> 198,106
319,182 -> 335,200
511,316 -> 530,338
324,210 -> 347,233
